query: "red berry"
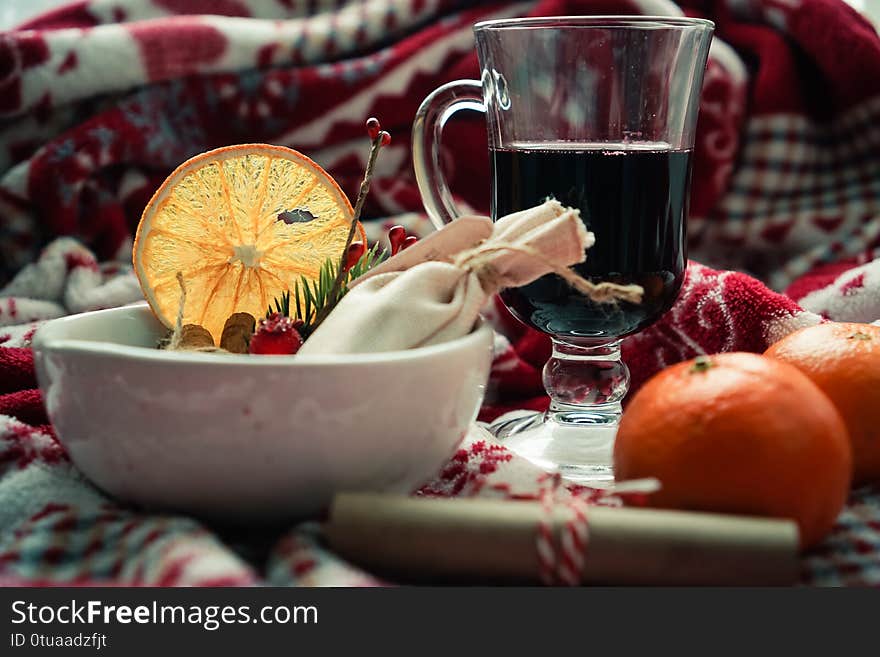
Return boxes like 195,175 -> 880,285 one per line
249,313 -> 304,355
401,235 -> 418,251
366,117 -> 381,140
388,225 -> 406,255
343,241 -> 366,272
379,131 -> 391,147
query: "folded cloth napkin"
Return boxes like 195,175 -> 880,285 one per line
0,0 -> 879,587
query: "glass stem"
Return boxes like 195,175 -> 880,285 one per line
543,339 -> 629,425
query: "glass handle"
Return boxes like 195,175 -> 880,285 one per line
412,80 -> 485,229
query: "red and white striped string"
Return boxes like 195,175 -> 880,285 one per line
536,473 -> 591,586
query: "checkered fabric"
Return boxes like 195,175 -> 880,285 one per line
802,487 -> 880,586
694,100 -> 880,291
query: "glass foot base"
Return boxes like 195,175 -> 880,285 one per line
488,408 -> 619,487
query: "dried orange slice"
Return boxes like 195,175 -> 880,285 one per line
133,144 -> 363,342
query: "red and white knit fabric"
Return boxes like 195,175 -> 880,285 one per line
1,0 -> 879,586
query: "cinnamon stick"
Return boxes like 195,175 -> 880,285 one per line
220,312 -> 255,354
324,493 -> 799,586
178,324 -> 215,349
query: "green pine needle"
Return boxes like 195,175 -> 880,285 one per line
267,290 -> 291,319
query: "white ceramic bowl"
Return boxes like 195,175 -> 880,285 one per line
32,303 -> 493,521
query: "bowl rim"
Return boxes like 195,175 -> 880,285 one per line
32,303 -> 494,366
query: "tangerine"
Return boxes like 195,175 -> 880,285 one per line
614,352 -> 851,548
765,322 -> 880,485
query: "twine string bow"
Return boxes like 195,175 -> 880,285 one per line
452,242 -> 644,305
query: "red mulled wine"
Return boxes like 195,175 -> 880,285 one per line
491,144 -> 691,341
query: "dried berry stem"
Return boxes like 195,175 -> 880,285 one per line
310,125 -> 387,330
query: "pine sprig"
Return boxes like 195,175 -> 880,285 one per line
267,243 -> 385,336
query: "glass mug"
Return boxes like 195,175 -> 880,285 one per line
412,16 -> 714,483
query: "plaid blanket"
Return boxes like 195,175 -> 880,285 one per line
1,0 -> 880,586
